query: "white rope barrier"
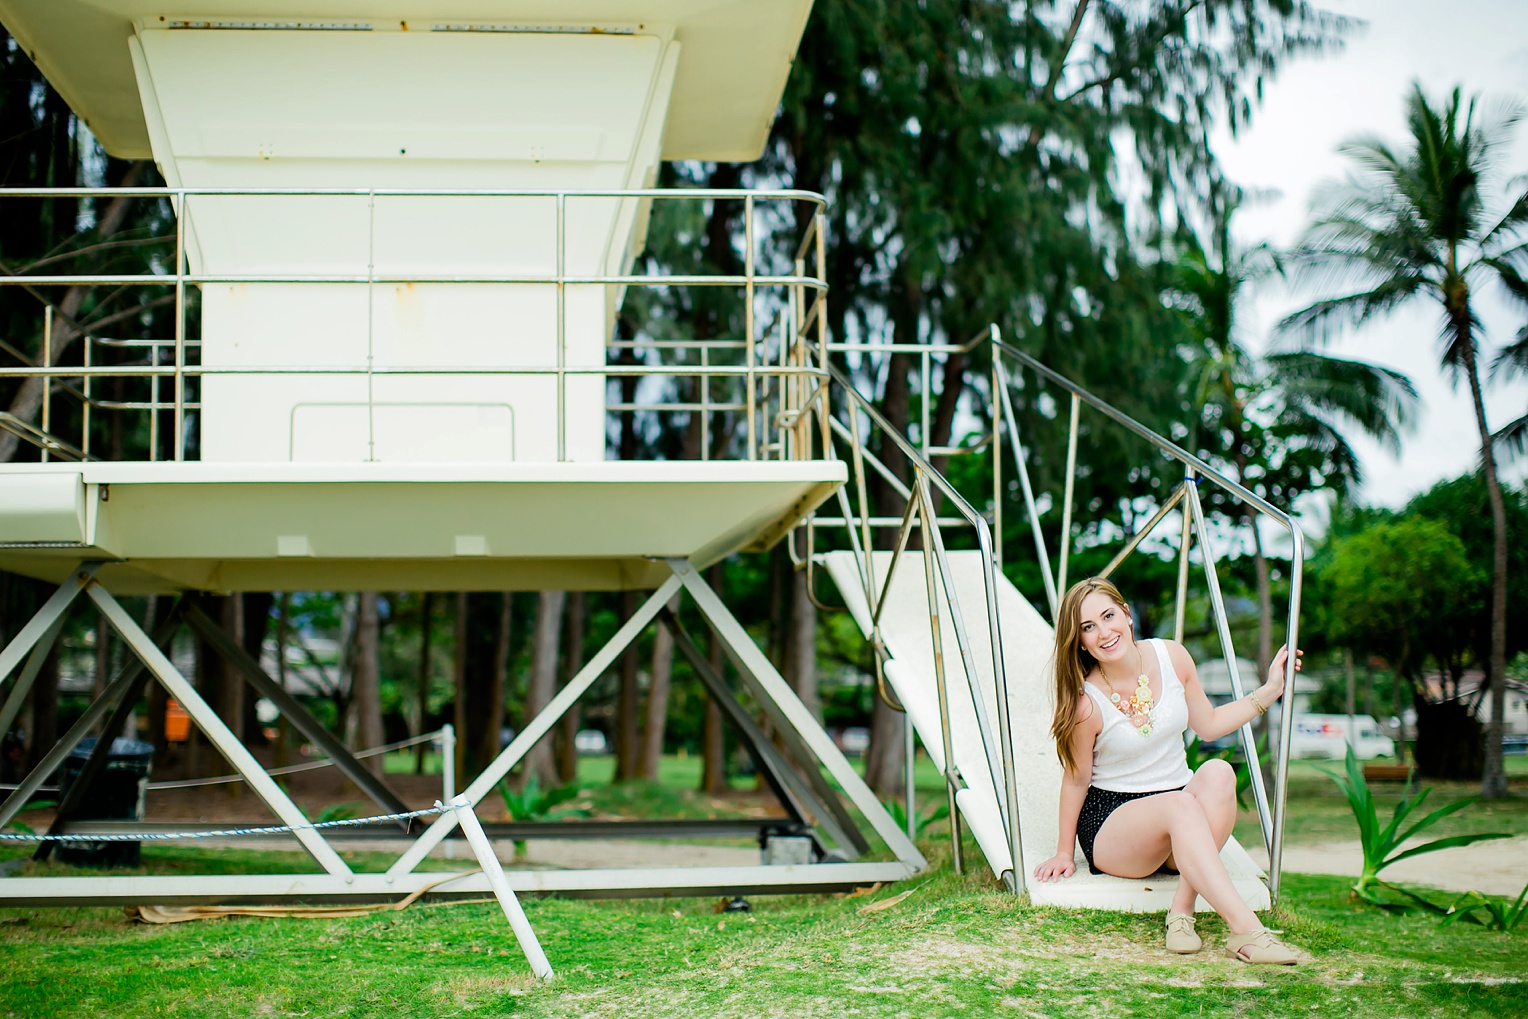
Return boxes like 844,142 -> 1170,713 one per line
0,803 -> 447,841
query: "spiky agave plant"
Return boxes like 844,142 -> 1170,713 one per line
1320,746 -> 1510,903
1440,882 -> 1528,932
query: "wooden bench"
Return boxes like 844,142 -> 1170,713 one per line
1362,763 -> 1412,782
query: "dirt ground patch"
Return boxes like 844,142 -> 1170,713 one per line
1250,838 -> 1528,896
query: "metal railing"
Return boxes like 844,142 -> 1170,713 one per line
987,325 -> 1303,902
0,187 -> 830,464
793,323 -> 1302,903
783,342 -> 1022,892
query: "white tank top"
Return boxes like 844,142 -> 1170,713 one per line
1082,638 -> 1193,793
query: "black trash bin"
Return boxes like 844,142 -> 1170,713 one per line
56,737 -> 154,867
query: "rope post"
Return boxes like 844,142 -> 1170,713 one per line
902,713 -> 915,842
447,795 -> 555,981
440,724 -> 457,859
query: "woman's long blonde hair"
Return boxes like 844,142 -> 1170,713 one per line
1049,577 -> 1130,774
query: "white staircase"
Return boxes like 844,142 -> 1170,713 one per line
821,549 -> 1270,911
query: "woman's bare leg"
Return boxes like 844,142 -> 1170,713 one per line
1091,772 -> 1259,935
1167,760 -> 1239,916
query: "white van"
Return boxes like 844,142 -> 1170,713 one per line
1289,713 -> 1396,760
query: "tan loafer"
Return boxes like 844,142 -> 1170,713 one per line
1225,928 -> 1299,965
1164,912 -> 1201,954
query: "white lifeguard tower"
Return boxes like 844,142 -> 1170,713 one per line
0,0 -> 1301,917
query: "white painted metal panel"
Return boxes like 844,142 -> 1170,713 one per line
0,461 -> 846,592
129,27 -> 678,462
822,550 -> 1270,911
0,473 -> 86,543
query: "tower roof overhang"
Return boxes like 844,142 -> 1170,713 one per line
0,0 -> 812,162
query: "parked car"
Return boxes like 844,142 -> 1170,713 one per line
574,729 -> 610,756
836,727 -> 871,757
1289,713 -> 1396,760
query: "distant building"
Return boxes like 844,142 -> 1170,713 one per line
1418,672 -> 1528,737
1195,655 -> 1321,714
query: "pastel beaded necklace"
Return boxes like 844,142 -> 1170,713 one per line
1099,642 -> 1155,737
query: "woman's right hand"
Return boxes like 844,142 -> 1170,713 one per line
1033,853 -> 1076,882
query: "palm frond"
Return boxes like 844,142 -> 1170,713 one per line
1272,404 -> 1364,493
1266,351 -> 1419,451
1493,413 -> 1528,461
1275,274 -> 1427,346
1479,255 -> 1528,312
1480,190 -> 1528,250
1491,331 -> 1528,379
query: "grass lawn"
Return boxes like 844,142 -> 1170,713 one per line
2,754 -> 1526,1015
1,842 -> 1525,1018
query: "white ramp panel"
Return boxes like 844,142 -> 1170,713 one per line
821,550 -> 1268,912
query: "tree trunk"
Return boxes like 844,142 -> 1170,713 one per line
863,693 -> 905,797
415,592 -> 434,774
557,591 -> 586,784
352,592 -> 385,777
1344,647 -> 1357,750
767,543 -> 788,671
93,615 -> 111,702
490,593 -> 512,765
614,590 -> 642,782
219,594 -> 245,797
335,593 -> 359,744
240,593 -> 273,745
524,590 -> 566,788
454,592 -> 509,780
700,565 -> 728,796
273,593 -> 289,770
640,596 -> 677,780
1457,340 -> 1509,799
220,595 -> 244,745
927,349 -> 968,480
145,595 -> 169,764
785,546 -> 819,719
1413,696 -> 1484,781
189,595 -> 230,777
24,647 -> 58,772
864,298 -> 917,794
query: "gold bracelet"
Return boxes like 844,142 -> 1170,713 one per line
1247,692 -> 1267,716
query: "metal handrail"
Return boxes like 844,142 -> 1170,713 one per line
803,323 -> 1302,904
987,329 -> 1303,904
0,186 -> 830,200
0,413 -> 92,462
813,358 -> 1026,895
0,186 -> 828,464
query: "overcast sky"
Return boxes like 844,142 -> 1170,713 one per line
1212,0 -> 1528,512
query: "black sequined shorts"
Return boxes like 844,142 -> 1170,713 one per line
1077,785 -> 1186,874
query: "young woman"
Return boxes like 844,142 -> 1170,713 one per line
1033,577 -> 1302,964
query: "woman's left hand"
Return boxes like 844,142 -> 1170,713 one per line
1260,644 -> 1303,703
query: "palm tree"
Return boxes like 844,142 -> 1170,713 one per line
1280,84 -> 1528,798
1173,210 -> 1418,685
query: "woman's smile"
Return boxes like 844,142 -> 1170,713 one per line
1077,590 -> 1132,660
